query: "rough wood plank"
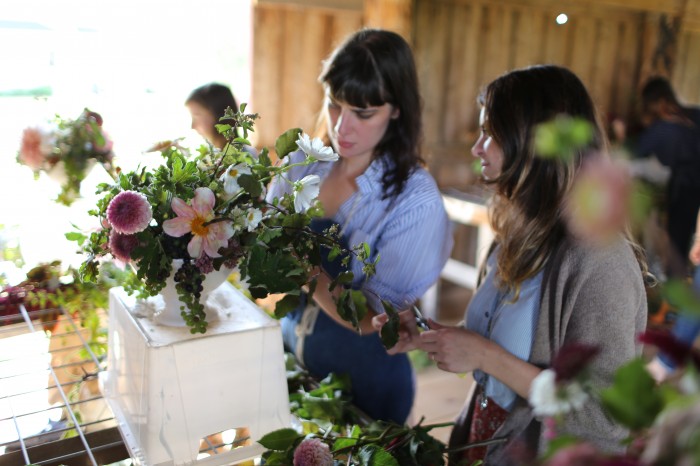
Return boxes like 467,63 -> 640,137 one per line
252,6 -> 286,147
591,18 -> 619,119
442,2 -> 481,144
512,6 -> 546,68
414,0 -> 452,147
542,11 -> 569,65
363,0 -> 413,40
674,31 -> 700,103
446,0 -> 683,16
611,16 -> 645,121
569,15 -> 596,84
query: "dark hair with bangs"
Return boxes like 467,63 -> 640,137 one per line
319,28 -> 423,199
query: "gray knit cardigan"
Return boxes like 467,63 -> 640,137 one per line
448,234 -> 648,465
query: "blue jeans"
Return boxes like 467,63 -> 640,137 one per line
658,266 -> 700,370
281,296 -> 415,424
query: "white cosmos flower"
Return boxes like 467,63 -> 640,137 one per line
244,208 -> 263,232
296,133 -> 339,162
293,175 -> 321,213
221,163 -> 252,196
529,369 -> 589,417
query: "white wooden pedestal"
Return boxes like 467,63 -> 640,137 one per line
100,283 -> 291,466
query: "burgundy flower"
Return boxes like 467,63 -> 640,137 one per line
638,329 -> 700,370
293,438 -> 333,466
109,231 -> 139,263
544,443 -> 602,466
551,342 -> 601,383
107,190 -> 152,234
85,110 -> 104,126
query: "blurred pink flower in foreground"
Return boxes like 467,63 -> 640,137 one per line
566,155 -> 631,243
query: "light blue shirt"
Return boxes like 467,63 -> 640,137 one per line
465,248 -> 543,411
267,150 -> 453,312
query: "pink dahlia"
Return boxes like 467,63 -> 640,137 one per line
162,187 -> 234,259
293,438 -> 333,466
19,127 -> 52,171
107,191 -> 153,234
109,231 -> 139,263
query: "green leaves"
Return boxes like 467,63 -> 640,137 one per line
336,289 -> 368,330
662,279 -> 700,317
534,115 -> 594,161
258,428 -> 300,451
380,300 -> 400,349
600,358 -> 664,431
275,128 -> 302,160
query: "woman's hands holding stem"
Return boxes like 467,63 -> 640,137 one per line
372,310 -> 541,400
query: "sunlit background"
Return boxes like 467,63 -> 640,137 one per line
0,0 -> 252,452
0,0 -> 252,279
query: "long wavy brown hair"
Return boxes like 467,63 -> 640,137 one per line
479,65 -> 648,294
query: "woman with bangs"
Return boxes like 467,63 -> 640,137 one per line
266,28 -> 453,424
373,65 -> 649,463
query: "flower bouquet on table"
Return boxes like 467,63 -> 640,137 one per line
17,108 -> 116,205
68,105 -> 377,334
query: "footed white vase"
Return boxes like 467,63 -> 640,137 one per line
153,259 -> 232,327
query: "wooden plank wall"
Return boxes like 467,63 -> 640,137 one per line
414,0 -> 652,188
251,0 -> 699,188
251,2 -> 362,154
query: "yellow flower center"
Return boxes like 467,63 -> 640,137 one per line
228,168 -> 239,177
190,215 -> 209,236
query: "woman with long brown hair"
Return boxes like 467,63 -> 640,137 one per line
374,65 -> 649,463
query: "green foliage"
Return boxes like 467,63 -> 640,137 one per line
379,300 -> 400,349
69,106 -> 384,334
534,115 -> 594,161
662,278 -> 700,317
263,355 -> 451,465
600,358 -> 664,431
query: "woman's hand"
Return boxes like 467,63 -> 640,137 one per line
416,321 -> 492,374
690,236 -> 700,266
372,309 -> 421,355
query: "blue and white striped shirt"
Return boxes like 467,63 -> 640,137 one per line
465,248 -> 543,411
267,151 -> 453,312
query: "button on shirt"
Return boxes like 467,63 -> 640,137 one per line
465,248 -> 543,411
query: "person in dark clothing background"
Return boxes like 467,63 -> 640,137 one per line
634,76 -> 700,278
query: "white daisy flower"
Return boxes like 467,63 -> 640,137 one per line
529,369 -> 590,417
220,163 -> 252,196
296,133 -> 339,162
293,175 -> 321,213
244,208 -> 263,232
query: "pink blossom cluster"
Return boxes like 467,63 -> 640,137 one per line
18,127 -> 53,171
292,438 -> 333,466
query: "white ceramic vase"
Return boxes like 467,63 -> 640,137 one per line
153,259 -> 232,327
45,159 -> 96,186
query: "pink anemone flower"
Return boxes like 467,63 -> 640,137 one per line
162,187 -> 234,259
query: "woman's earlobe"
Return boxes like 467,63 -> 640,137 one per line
391,108 -> 400,119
